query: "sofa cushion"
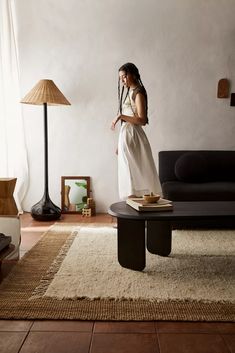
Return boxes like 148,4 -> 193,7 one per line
175,152 -> 208,182
206,153 -> 235,181
162,181 -> 235,201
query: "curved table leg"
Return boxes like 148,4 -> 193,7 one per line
117,218 -> 146,271
146,221 -> 172,256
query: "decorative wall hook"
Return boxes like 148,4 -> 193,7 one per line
217,78 -> 229,98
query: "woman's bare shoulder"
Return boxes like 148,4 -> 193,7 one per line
132,86 -> 146,101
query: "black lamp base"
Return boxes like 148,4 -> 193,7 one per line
31,194 -> 61,221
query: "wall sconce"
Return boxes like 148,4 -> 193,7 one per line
217,78 -> 229,98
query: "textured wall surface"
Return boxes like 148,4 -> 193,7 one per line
15,0 -> 235,211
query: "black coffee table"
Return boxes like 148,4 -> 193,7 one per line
108,201 -> 235,271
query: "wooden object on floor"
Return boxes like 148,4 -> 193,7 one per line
0,178 -> 18,215
82,208 -> 92,217
87,198 -> 96,216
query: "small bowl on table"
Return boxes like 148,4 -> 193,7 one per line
143,194 -> 160,203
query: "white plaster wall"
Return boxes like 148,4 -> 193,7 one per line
15,0 -> 235,212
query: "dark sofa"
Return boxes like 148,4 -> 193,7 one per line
159,150 -> 235,201
158,150 -> 235,228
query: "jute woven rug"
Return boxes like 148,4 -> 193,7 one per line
0,223 -> 234,321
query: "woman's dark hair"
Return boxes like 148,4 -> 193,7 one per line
118,62 -> 148,123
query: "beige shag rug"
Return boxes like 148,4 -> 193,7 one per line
0,223 -> 234,321
33,226 -> 235,303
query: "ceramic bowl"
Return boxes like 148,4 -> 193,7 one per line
143,194 -> 160,203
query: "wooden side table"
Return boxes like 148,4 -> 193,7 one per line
0,178 -> 18,215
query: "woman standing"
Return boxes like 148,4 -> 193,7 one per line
111,62 -> 162,199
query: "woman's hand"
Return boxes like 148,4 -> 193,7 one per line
111,115 -> 121,130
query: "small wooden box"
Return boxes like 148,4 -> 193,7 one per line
82,208 -> 92,217
217,78 -> 229,98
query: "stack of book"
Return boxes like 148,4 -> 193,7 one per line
126,197 -> 173,212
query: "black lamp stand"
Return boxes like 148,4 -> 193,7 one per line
31,103 -> 61,221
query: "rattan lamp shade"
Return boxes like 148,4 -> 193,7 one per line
21,79 -> 71,106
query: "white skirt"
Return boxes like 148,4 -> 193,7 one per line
118,122 -> 162,200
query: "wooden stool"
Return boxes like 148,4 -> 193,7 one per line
0,178 -> 18,215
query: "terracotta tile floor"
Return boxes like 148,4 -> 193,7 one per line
0,212 -> 234,353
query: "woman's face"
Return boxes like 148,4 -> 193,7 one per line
119,70 -> 136,88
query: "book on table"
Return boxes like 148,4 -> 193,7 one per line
126,197 -> 173,212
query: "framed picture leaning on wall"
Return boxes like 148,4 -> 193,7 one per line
61,176 -> 90,213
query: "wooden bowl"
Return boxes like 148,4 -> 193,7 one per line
143,194 -> 160,203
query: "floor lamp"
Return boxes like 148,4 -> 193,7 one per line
21,79 -> 71,221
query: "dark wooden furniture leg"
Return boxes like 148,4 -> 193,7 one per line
146,221 -> 172,256
117,218 -> 146,271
